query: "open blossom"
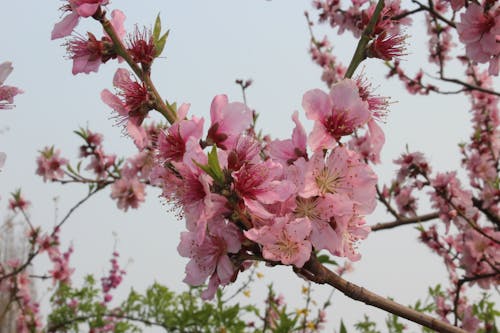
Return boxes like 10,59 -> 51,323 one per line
156,105 -> 204,163
302,79 -> 370,151
232,159 -> 295,219
301,146 -> 377,214
206,94 -> 253,150
101,68 -> 152,149
0,61 -> 23,110
178,219 -> 242,300
367,31 -> 407,61
51,0 -> 109,39
245,217 -> 312,267
456,3 -> 500,75
110,176 -> 146,211
36,147 -> 68,182
66,10 -> 126,75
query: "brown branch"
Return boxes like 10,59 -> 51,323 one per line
371,212 -> 440,231
376,185 -> 400,219
410,0 -> 456,28
453,272 -> 500,326
299,255 -> 467,333
472,197 -> 500,228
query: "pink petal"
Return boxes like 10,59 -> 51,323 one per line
51,13 -> 80,40
329,79 -> 361,110
75,4 -> 100,17
367,119 -> 385,163
210,94 -> 229,123
72,56 -> 101,75
0,62 -> 13,85
101,89 -> 128,116
110,10 -> 126,39
302,89 -> 332,121
113,68 -> 133,90
216,255 -> 234,283
127,121 -> 148,150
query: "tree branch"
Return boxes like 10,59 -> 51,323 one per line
299,255 -> 467,333
371,212 -> 440,231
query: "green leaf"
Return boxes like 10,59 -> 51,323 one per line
317,253 -> 338,266
155,30 -> 170,57
153,14 -> 162,42
340,320 -> 348,333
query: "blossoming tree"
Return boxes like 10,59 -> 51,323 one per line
0,0 -> 499,332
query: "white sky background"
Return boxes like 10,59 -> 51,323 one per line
0,0 -> 495,331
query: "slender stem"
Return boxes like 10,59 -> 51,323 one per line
344,0 -> 385,78
99,17 -> 177,124
371,212 -> 440,231
299,255 -> 467,333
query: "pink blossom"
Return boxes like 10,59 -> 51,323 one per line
348,119 -> 385,164
367,31 -> 407,61
51,0 -> 109,39
268,111 -> 308,165
101,68 -> 152,149
174,161 -> 228,244
301,146 -> 377,214
178,219 -> 242,300
332,214 -> 370,261
430,172 -> 479,231
66,10 -> 126,75
245,216 -> 312,267
394,185 -> 417,217
302,79 -> 370,151
0,61 -> 23,110
461,305 -> 480,333
35,147 -> 68,182
8,190 -> 31,211
232,159 -> 295,219
110,176 -> 146,211
127,26 -> 157,68
156,107 -> 204,163
206,94 -> 253,150
457,3 -> 500,75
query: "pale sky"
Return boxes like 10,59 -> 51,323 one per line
0,1 -> 494,331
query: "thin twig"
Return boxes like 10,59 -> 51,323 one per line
371,212 -> 439,231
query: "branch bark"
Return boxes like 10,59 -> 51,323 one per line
371,212 -> 439,231
299,255 -> 467,333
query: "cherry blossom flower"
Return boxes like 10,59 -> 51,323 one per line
36,147 -> 68,182
110,176 -> 146,211
178,219 -> 242,300
301,146 -> 377,214
52,0 -> 109,40
302,79 -> 370,151
232,159 -> 295,219
0,61 -> 23,110
66,10 -> 126,75
101,68 -> 152,149
367,31 -> 407,61
456,3 -> 500,75
245,216 -> 312,267
206,94 -> 253,150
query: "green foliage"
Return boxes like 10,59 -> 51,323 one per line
153,14 -> 170,58
354,315 -> 381,333
473,293 -> 499,333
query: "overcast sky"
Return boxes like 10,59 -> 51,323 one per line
0,1 -> 494,331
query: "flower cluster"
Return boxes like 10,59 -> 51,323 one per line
133,78 -> 380,298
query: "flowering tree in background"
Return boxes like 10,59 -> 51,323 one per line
0,0 -> 499,332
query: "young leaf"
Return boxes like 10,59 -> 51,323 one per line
153,13 -> 162,42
